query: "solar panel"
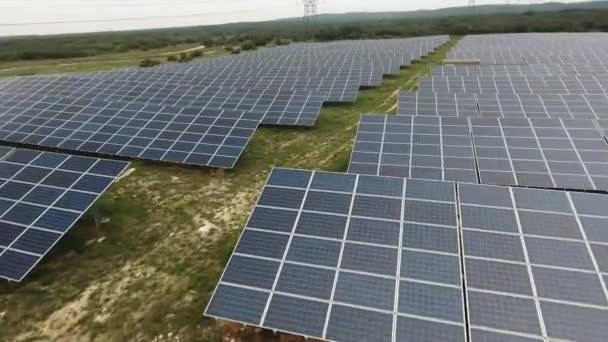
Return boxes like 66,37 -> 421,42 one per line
471,117 -> 608,190
0,83 -> 326,127
0,94 -> 264,168
397,91 -> 479,117
432,64 -> 608,77
1,73 -> 360,103
206,168 -> 608,341
0,148 -> 128,281
460,184 -> 608,341
419,75 -> 607,95
205,168 -> 467,342
349,115 -> 608,191
348,115 -> 478,183
397,91 -> 608,119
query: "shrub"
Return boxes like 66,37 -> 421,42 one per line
167,55 -> 178,62
139,58 -> 161,67
274,38 -> 290,46
178,52 -> 192,63
231,47 -> 241,54
224,46 -> 233,52
241,40 -> 256,51
191,50 -> 203,58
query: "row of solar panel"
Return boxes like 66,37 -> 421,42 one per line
0,147 -> 128,281
397,91 -> 608,118
432,64 -> 608,77
349,114 -> 608,191
447,33 -> 608,64
418,75 -> 608,95
1,72 -> 362,103
206,168 -> 608,342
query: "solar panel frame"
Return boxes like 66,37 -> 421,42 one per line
460,184 -> 608,341
348,115 -> 478,183
0,148 -> 129,281
349,115 -> 608,191
0,93 -> 264,168
206,167 -> 608,341
205,168 -> 467,342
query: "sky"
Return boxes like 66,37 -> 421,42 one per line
0,0 -> 589,37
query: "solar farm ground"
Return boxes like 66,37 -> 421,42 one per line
0,37 -> 459,341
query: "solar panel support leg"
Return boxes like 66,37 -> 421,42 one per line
91,206 -> 102,231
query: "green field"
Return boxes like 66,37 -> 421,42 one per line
0,37 -> 458,341
0,45 -> 221,77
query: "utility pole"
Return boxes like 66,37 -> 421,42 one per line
303,0 -> 318,23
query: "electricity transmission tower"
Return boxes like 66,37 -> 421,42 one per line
303,0 -> 318,23
468,0 -> 476,6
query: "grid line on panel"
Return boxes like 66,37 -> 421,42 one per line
439,120 -> 445,181
454,183 -> 472,342
0,149 -> 128,281
509,187 -> 547,338
526,121 -> 557,187
259,173 -> 315,328
321,174 -> 359,340
565,193 -> 608,301
391,175 -> 406,342
408,118 -> 415,179
558,119 -> 597,189
467,120 -> 482,183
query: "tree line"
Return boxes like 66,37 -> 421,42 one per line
1,9 -> 606,62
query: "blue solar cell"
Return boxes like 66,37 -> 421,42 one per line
73,175 -> 112,193
54,191 -> 97,211
0,222 -> 25,247
398,280 -> 463,322
351,195 -> 401,220
275,263 -> 335,300
59,156 -> 97,172
333,271 -> 395,310
295,212 -> 346,239
0,182 -> 33,200
340,243 -> 397,276
42,170 -> 81,188
286,236 -> 341,267
310,172 -> 356,192
304,191 -> 352,215
2,203 -> 46,225
221,255 -> 279,289
267,169 -> 312,188
11,229 -> 61,255
258,187 -> 305,209
205,284 -> 268,325
33,208 -> 80,232
235,230 -> 289,259
4,149 -> 41,164
356,175 -> 403,197
0,250 -> 38,281
326,305 -> 393,342
264,294 -> 328,338
13,166 -> 51,183
247,207 -> 298,233
0,162 -> 23,179
397,316 -> 465,342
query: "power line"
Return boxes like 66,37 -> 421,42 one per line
0,9 -> 261,26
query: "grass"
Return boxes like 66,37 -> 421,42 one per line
0,36 -> 458,342
0,45 -> 222,77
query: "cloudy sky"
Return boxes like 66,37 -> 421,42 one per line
0,0 -> 587,36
